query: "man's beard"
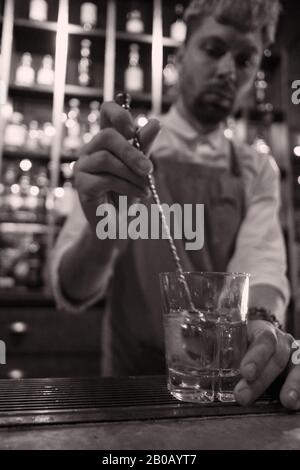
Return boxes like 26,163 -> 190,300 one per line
189,95 -> 234,125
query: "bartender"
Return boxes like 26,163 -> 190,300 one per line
52,0 -> 300,410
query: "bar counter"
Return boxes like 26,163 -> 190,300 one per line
0,376 -> 299,450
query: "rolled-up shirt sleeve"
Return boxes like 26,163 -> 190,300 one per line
228,153 -> 290,313
51,191 -> 118,313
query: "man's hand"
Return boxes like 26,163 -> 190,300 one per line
74,101 -> 161,231
234,320 -> 300,410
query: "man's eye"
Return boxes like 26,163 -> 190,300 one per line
203,45 -> 225,59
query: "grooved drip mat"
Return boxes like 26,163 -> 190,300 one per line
0,376 -> 286,427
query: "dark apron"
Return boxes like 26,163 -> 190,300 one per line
107,142 -> 246,376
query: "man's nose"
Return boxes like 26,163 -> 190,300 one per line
217,53 -> 237,81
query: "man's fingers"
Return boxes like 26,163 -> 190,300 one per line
80,129 -> 153,176
235,328 -> 292,406
280,366 -> 300,411
137,119 -> 161,155
235,355 -> 284,405
240,327 -> 277,382
76,151 -> 148,191
100,101 -> 135,138
81,102 -> 135,156
75,172 -> 149,203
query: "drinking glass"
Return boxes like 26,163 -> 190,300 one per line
159,272 -> 250,403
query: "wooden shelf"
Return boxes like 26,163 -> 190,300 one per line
0,222 -> 48,234
3,147 -> 78,163
65,84 -> 103,99
68,24 -> 106,38
9,84 -> 104,100
116,31 -> 153,45
9,83 -> 54,98
163,37 -> 182,48
0,288 -> 54,307
3,147 -> 50,161
126,91 -> 152,105
14,18 -> 57,33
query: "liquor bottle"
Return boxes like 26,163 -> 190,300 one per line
4,112 -> 27,148
1,165 -> 19,219
78,39 -> 92,87
18,172 -> 38,222
254,70 -> 273,114
14,248 -> 31,287
29,0 -> 48,22
15,53 -> 35,87
83,100 -> 101,143
126,9 -> 144,34
59,163 -> 75,218
170,4 -> 187,42
26,120 -> 40,152
40,122 -> 55,150
26,236 -> 44,289
163,54 -> 179,92
124,44 -> 143,92
64,99 -> 82,153
36,168 -> 49,222
88,100 -> 100,134
37,55 -> 54,86
252,70 -> 273,155
80,2 -> 98,30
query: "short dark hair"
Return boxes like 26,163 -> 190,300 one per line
184,0 -> 281,46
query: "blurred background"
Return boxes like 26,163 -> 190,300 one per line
0,0 -> 300,379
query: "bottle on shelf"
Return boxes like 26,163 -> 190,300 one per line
4,112 -> 27,149
13,233 -> 45,289
26,120 -> 40,152
0,165 -> 20,220
80,2 -> 98,30
124,44 -> 143,93
78,39 -> 92,87
163,54 -> 179,93
29,0 -> 48,22
40,122 -> 55,150
170,4 -> 187,42
15,53 -> 35,87
83,100 -> 101,144
26,236 -> 45,289
17,162 -> 39,222
59,163 -> 75,218
254,70 -> 273,114
252,70 -> 273,155
63,98 -> 82,154
37,55 -> 54,87
126,9 -> 144,34
36,168 -> 49,223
